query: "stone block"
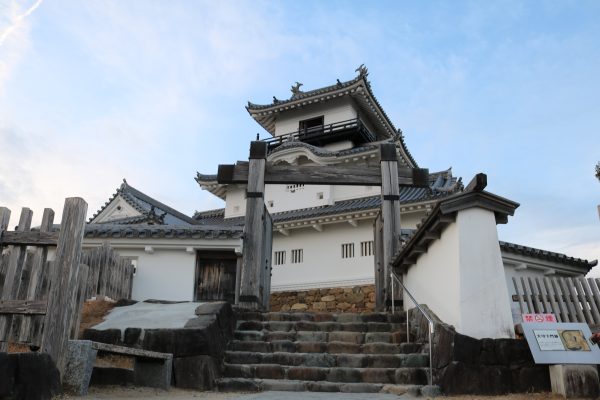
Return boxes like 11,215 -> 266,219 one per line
439,362 -> 511,395
297,331 -> 326,342
306,381 -> 341,392
295,321 -> 318,331
365,332 -> 391,343
230,340 -> 270,353
287,366 -> 328,381
174,355 -> 219,390
133,354 -> 172,390
453,332 -> 481,364
549,364 -> 600,398
361,313 -> 388,323
123,328 -> 142,346
291,303 -> 308,310
254,364 -> 284,380
271,340 -> 296,353
361,368 -> 394,383
143,328 -> 218,357
367,354 -> 401,368
4,353 -> 61,400
265,331 -> 295,341
91,367 -> 135,386
329,331 -> 364,344
226,351 -> 262,365
362,342 -> 399,354
512,365 -> 550,393
82,328 -> 122,345
336,354 -> 367,368
395,367 -> 428,385
328,342 -> 361,354
328,367 -> 362,382
63,340 -> 98,396
296,341 -> 326,353
303,353 -> 336,368
420,384 -> 442,397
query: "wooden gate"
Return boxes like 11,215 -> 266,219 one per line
217,141 -> 428,311
195,251 -> 238,303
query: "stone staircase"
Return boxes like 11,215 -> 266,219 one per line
217,310 -> 430,395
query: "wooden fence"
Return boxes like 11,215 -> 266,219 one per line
80,243 -> 134,301
0,198 -> 88,377
512,276 -> 600,325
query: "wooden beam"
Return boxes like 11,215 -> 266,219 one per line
239,141 -> 267,310
0,231 -> 58,246
0,300 -> 47,315
465,173 -> 487,192
217,163 -> 429,187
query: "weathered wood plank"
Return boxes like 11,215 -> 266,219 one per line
536,277 -> 551,314
574,278 -> 594,324
373,213 -> 384,311
544,277 -> 562,322
588,278 -> 600,319
512,277 -> 526,316
70,264 -> 89,339
551,277 -> 571,322
0,300 -> 46,315
564,278 -> 584,322
580,278 -> 600,324
19,208 -> 54,343
380,143 -> 402,307
0,208 -> 33,348
91,341 -> 171,359
528,277 -> 542,313
0,231 -> 58,246
262,209 -> 273,311
218,163 -> 429,187
29,260 -> 54,347
41,197 -> 87,376
239,142 -> 267,310
521,277 -> 534,314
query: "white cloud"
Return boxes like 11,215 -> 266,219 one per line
0,0 -> 42,94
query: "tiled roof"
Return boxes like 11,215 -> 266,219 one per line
90,180 -> 198,226
246,66 -> 418,168
194,169 -> 462,226
499,241 -> 597,269
84,223 -> 242,240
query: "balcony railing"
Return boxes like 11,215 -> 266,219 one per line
262,118 -> 376,149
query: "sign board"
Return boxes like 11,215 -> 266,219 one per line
522,313 -> 557,323
522,322 -> 600,364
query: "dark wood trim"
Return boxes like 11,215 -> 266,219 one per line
0,231 -> 58,246
217,163 -> 429,187
464,173 -> 487,192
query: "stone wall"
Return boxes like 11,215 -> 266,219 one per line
269,285 -> 376,313
405,307 -> 550,395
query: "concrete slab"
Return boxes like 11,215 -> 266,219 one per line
93,301 -> 204,331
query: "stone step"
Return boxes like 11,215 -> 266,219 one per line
225,351 -> 429,369
229,340 -> 423,355
223,364 -> 428,385
216,377 -> 422,395
233,330 -> 408,344
234,311 -> 405,324
236,320 -> 407,333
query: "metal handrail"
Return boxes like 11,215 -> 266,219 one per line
390,271 -> 435,386
261,117 -> 375,146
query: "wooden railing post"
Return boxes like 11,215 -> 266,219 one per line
0,206 -> 11,352
373,212 -> 385,311
239,141 -> 267,310
379,143 -> 402,308
41,197 -> 87,378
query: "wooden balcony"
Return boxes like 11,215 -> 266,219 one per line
262,118 -> 376,149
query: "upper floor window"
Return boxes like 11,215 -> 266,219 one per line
291,249 -> 303,264
274,250 -> 286,266
361,241 -> 374,257
341,243 -> 355,259
299,116 -> 324,134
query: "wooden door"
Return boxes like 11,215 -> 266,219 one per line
195,251 -> 237,302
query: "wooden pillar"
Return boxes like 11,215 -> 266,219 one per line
262,210 -> 273,311
373,212 -> 385,311
239,141 -> 267,310
41,197 -> 87,378
379,143 -> 402,307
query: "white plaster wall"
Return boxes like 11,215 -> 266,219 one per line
113,249 -> 196,301
455,208 -> 515,338
265,184 -> 333,214
403,208 -> 515,339
224,186 -> 246,218
333,185 -> 379,202
274,98 -> 357,136
403,222 -> 461,326
271,220 -> 375,290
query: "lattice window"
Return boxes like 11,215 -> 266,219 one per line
273,251 -> 286,266
286,184 -> 305,193
360,241 -> 374,257
341,243 -> 355,259
291,249 -> 303,264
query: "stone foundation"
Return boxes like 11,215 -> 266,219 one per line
269,285 -> 376,313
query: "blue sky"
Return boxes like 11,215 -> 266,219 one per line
1,1 -> 599,269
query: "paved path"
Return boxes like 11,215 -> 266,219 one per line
77,387 -> 416,399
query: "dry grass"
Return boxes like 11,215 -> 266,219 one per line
79,299 -> 117,338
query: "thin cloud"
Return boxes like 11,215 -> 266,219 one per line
0,0 -> 42,46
